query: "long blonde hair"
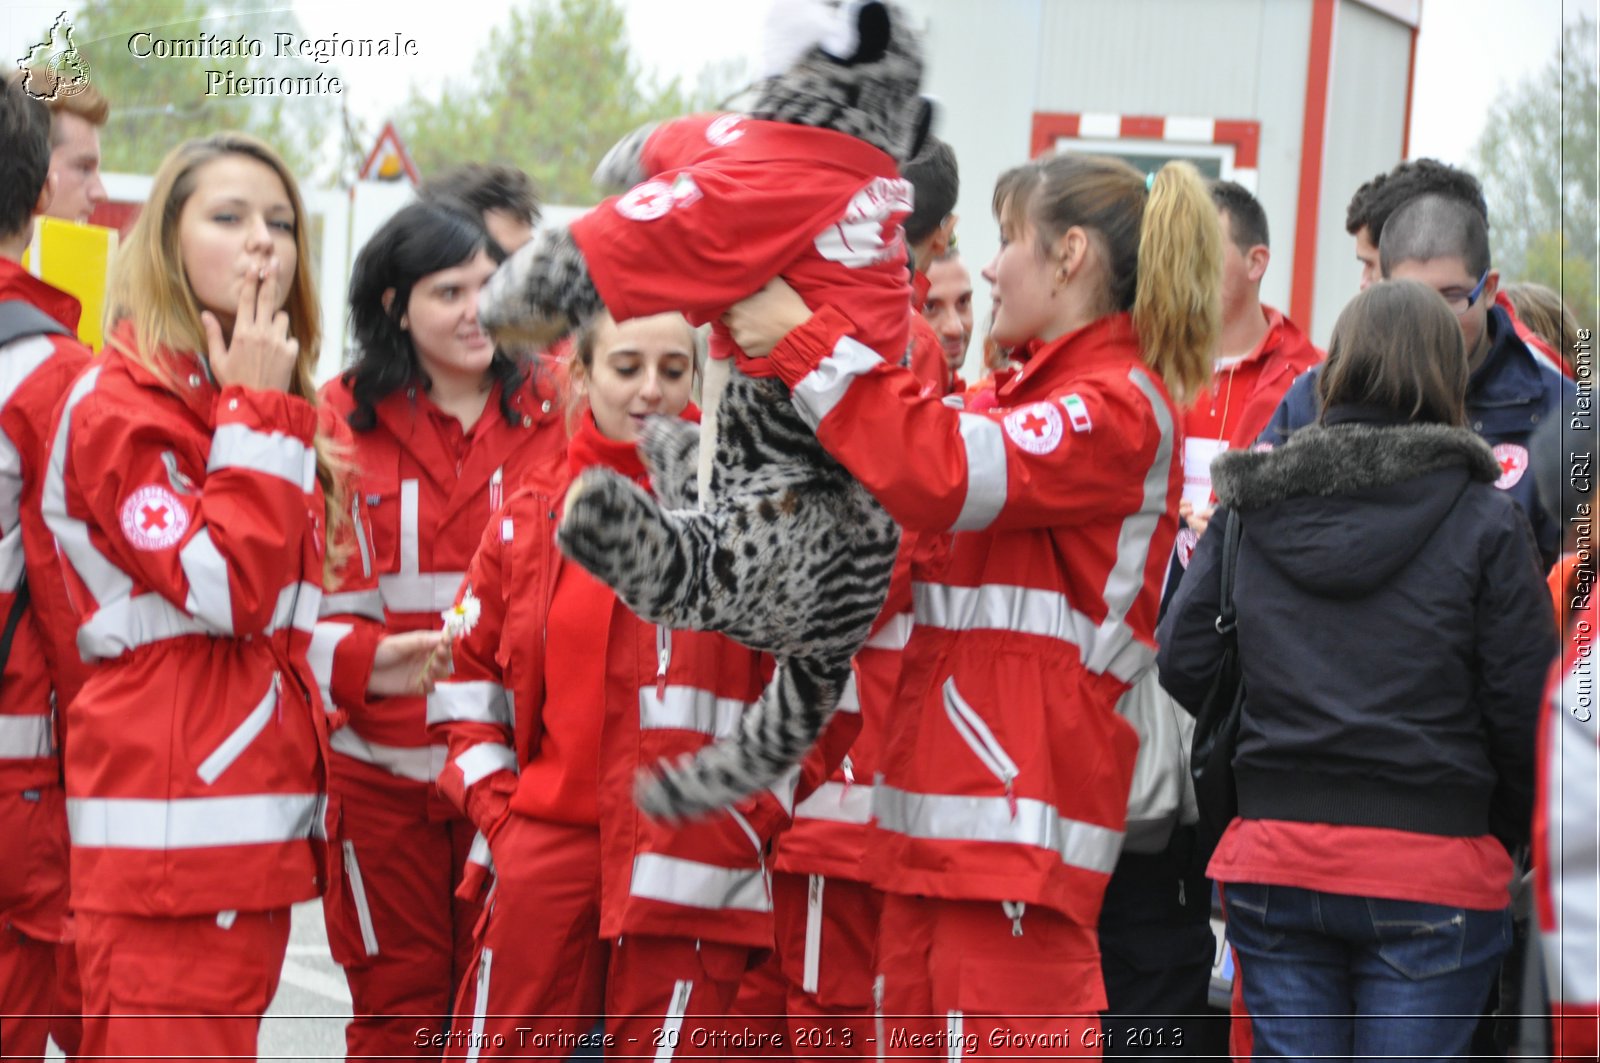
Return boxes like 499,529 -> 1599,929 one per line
1001,154 -> 1221,404
107,133 -> 350,579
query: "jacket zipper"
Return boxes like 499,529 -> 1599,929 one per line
656,625 -> 672,700
350,494 -> 372,580
942,678 -> 1019,818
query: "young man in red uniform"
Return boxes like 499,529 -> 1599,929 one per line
0,76 -> 94,1063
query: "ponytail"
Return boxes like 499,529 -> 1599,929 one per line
1134,162 -> 1220,406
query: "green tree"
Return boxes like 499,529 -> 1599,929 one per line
34,0 -> 351,182
395,0 -> 742,205
1472,15 -> 1598,336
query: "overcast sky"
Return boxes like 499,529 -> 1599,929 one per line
3,0 -> 1593,174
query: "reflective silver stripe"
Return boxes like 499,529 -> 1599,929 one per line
208,423 -> 316,491
197,674 -> 279,784
270,581 -> 321,635
946,1012 -> 965,1063
399,479 -> 420,575
790,335 -> 882,430
794,781 -> 873,825
836,671 -> 861,714
465,947 -> 492,1063
320,589 -> 385,621
631,852 -> 771,912
76,592 -> 210,661
328,727 -> 446,783
307,622 -> 351,710
656,979 -> 692,1062
0,714 -> 53,759
863,613 -> 913,651
455,742 -> 518,787
341,840 -> 380,957
638,685 -> 755,738
1083,369 -> 1176,676
351,494 -> 372,580
0,340 -> 55,592
803,874 -> 823,994
466,830 -> 492,869
912,582 -> 1155,684
872,784 -> 1123,875
427,681 -> 513,728
378,572 -> 466,614
952,413 -> 1008,531
67,793 -> 322,849
178,529 -> 233,634
45,368 -> 133,609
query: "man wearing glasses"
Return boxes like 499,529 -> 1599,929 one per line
1257,193 -> 1573,567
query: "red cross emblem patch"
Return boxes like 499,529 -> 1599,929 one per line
119,485 -> 189,551
1003,401 -> 1065,455
1492,443 -> 1529,490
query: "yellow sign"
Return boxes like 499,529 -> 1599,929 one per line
23,217 -> 118,352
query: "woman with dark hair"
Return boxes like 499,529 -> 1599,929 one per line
1157,279 -> 1557,1059
318,199 -> 565,1060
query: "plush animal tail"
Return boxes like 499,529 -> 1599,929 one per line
636,656 -> 853,820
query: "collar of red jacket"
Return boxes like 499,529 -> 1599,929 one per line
0,256 -> 82,335
997,312 -> 1141,399
568,410 -> 650,485
1221,304 -> 1307,370
106,318 -> 220,422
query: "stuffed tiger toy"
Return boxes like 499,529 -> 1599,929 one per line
477,0 -> 929,819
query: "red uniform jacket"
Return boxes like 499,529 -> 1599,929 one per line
315,375 -> 565,793
0,261 -> 93,791
766,308 -> 1181,927
430,415 -> 845,947
1182,306 -> 1322,454
43,320 -> 339,916
1535,590 -> 1599,1062
570,114 -> 912,379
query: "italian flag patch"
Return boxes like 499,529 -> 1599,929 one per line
1062,394 -> 1093,432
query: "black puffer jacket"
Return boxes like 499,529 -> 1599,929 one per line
1157,406 -> 1556,850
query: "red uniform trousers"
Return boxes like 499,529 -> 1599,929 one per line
447,815 -> 752,1060
75,907 -> 288,1063
877,894 -> 1107,1059
0,786 -> 81,1062
731,871 -> 882,1059
325,760 -> 481,1061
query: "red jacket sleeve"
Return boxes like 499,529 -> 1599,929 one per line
427,509 -> 519,837
10,341 -> 93,709
71,384 -> 320,635
767,307 -> 1168,534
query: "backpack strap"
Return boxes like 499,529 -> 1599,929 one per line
1215,507 -> 1241,636
0,300 -> 71,348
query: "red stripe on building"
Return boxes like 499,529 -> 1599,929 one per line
1289,0 -> 1339,331
1119,115 -> 1165,139
1029,113 -> 1081,157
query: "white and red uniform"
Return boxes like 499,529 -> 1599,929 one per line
1535,590 -> 1599,1061
429,414 -> 850,1057
0,261 -> 92,1063
315,374 -> 564,1059
761,306 -> 1180,1055
569,113 -> 912,378
42,320 -> 342,1060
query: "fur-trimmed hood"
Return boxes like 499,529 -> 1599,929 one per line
1211,412 -> 1501,597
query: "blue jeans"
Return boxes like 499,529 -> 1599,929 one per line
1222,882 -> 1510,1062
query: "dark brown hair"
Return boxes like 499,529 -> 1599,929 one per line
1319,279 -> 1468,426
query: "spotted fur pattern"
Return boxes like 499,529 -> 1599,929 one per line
559,372 -> 899,818
477,1 -> 923,819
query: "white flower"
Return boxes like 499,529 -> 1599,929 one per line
442,588 -> 482,638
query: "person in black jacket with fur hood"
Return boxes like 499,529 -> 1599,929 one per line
1157,279 -> 1556,1061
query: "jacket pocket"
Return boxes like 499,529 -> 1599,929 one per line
942,678 -> 1018,802
197,672 -> 280,785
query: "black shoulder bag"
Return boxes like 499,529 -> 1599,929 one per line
1189,508 -> 1245,860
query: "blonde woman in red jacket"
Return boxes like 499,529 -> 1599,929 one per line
428,310 -> 807,1058
724,155 -> 1221,1056
39,133 -> 435,1061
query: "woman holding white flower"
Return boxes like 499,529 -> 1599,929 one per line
427,311 -> 808,1057
316,200 -> 567,1060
